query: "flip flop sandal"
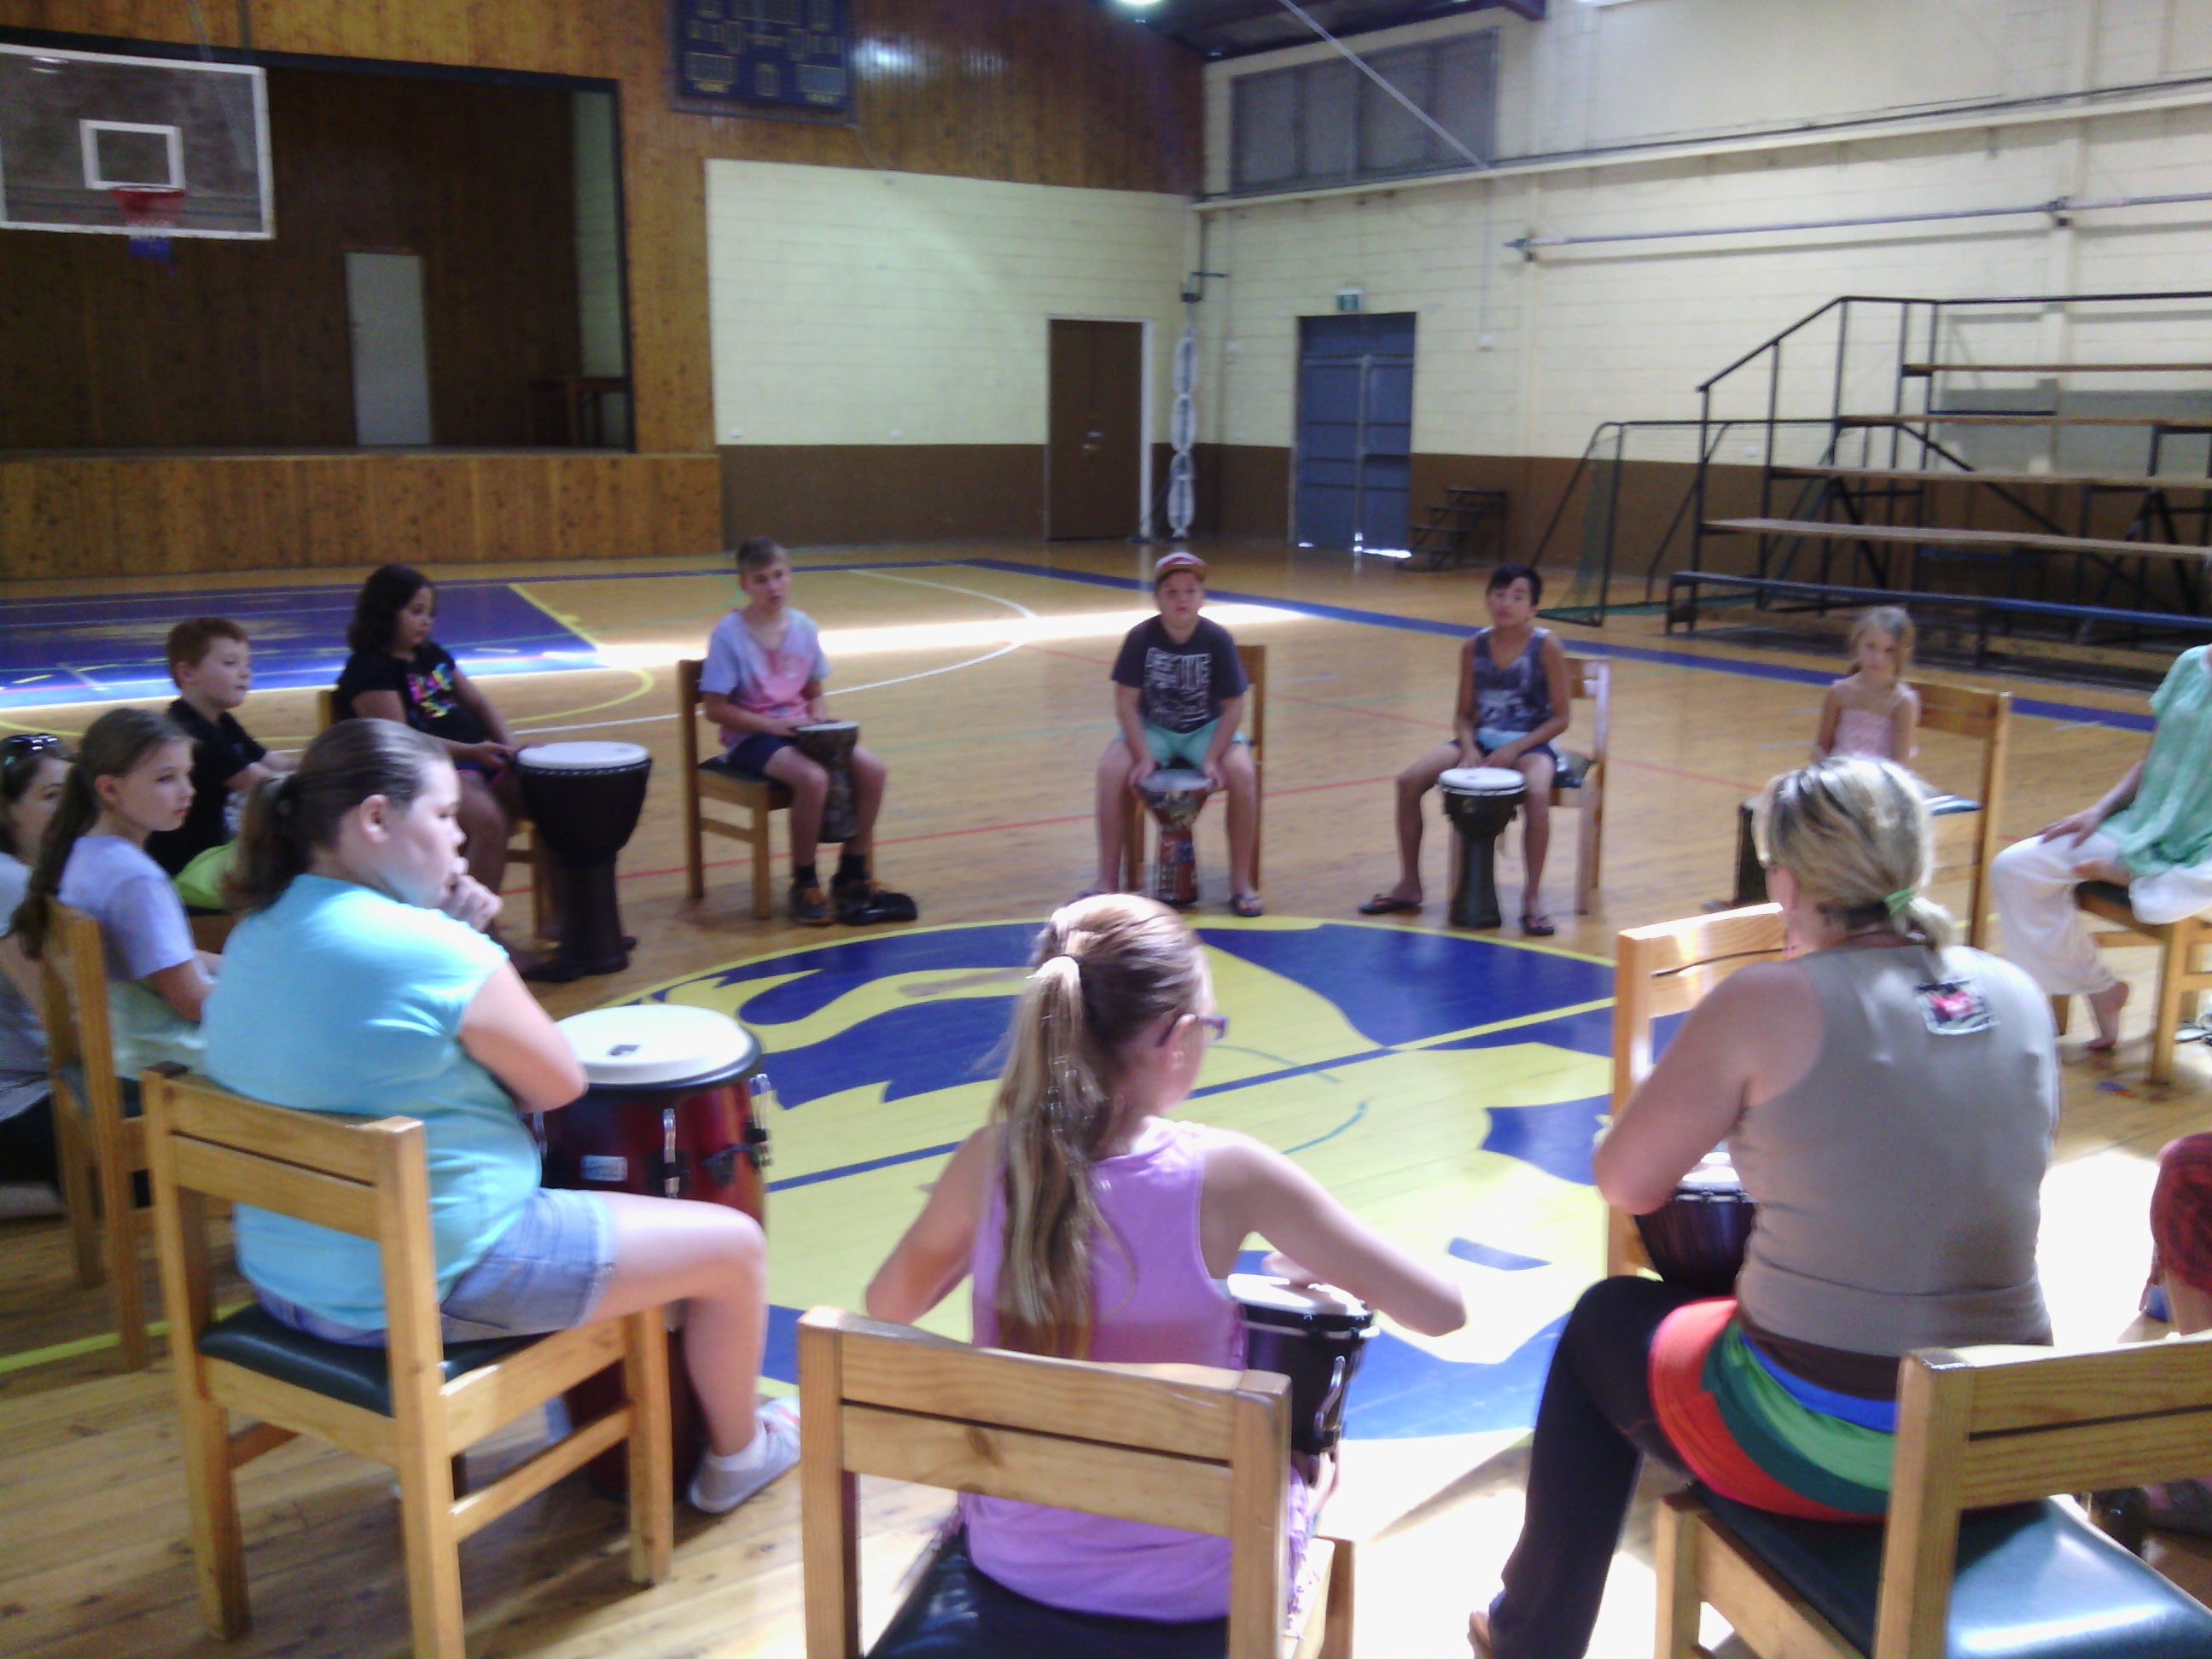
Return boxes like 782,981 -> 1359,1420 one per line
1231,892 -> 1266,918
1359,894 -> 1422,915
1521,913 -> 1557,937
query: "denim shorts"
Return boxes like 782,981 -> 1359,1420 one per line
256,1186 -> 616,1348
1476,726 -> 1560,771
712,732 -> 797,777
1140,719 -> 1245,771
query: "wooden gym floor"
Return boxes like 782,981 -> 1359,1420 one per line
0,538 -> 2205,1657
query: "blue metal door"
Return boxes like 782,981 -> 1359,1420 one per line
1295,312 -> 1416,552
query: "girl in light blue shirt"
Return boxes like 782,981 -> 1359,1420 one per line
203,719 -> 796,1515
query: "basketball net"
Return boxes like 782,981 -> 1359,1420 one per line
111,186 -> 186,262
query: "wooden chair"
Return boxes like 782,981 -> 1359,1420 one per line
1913,681 -> 2012,950
144,1068 -> 674,1659
798,1306 -> 1353,1659
1604,905 -> 1787,1278
1121,642 -> 1268,894
2051,883 -> 2212,1086
39,900 -> 156,1370
1555,655 -> 1610,917
678,657 -> 795,920
1655,1331 -> 2212,1658
315,688 -> 552,938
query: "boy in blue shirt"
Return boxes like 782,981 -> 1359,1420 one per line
1092,552 -> 1260,915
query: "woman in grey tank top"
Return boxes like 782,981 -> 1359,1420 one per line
1474,758 -> 2058,1659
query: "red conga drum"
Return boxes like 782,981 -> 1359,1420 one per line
544,1004 -> 772,1495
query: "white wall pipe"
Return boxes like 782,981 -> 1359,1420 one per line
1508,189 -> 2212,252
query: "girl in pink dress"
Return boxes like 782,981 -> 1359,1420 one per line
1813,607 -> 1921,762
866,894 -> 1465,1623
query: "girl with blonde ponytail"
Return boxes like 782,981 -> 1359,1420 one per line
1476,755 -> 2058,1659
868,894 -> 1464,1622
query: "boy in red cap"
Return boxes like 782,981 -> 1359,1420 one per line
1091,551 -> 1261,915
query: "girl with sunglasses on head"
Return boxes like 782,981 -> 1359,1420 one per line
866,894 -> 1464,1623
0,734 -> 71,1206
10,710 -> 212,1086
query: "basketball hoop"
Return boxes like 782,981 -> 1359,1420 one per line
111,184 -> 184,260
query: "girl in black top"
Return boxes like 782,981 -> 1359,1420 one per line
335,565 -> 531,897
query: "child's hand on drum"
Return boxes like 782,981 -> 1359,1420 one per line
1262,1250 -> 1326,1289
441,870 -> 504,932
466,740 -> 515,769
1203,756 -> 1227,791
1128,753 -> 1158,788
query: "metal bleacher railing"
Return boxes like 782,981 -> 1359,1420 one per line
1540,291 -> 2212,676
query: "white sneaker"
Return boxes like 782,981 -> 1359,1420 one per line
688,1398 -> 800,1514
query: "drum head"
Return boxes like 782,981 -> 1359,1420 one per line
1226,1272 -> 1373,1331
794,721 -> 859,736
1139,767 -> 1210,800
1679,1155 -> 1743,1196
521,741 -> 653,771
559,1004 -> 760,1086
1439,766 -> 1526,795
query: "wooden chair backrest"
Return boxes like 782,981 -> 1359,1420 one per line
1606,905 -> 1785,1278
39,901 -> 119,1111
316,687 -> 336,733
1562,655 -> 1609,779
1236,642 -> 1267,760
798,1307 -> 1293,1659
677,658 -> 706,775
1908,679 -> 2009,817
1875,1331 -> 2212,1656
143,1069 -> 446,1405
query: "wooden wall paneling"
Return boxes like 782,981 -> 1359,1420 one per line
472,456 -> 553,565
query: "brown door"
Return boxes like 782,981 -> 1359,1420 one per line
1047,319 -> 1144,539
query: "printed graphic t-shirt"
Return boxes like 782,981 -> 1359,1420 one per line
1110,615 -> 1247,735
147,700 -> 268,876
699,609 -> 831,732
335,644 -> 488,746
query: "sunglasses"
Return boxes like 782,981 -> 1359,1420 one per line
1158,1012 -> 1230,1046
1,733 -> 65,778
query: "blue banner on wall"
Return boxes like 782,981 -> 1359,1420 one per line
671,0 -> 852,119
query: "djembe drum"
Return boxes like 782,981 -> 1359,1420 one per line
1439,765 -> 1526,930
516,741 -> 652,981
792,720 -> 859,842
1634,1154 -> 1756,1296
544,1004 -> 773,1494
1229,1273 -> 1377,1458
1137,767 -> 1213,906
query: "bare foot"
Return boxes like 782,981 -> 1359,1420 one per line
2085,980 -> 2131,1051
2071,856 -> 2133,888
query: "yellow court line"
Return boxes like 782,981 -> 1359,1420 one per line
0,1300 -> 250,1376
1397,995 -> 1616,1054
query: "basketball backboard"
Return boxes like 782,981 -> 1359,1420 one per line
0,43 -> 271,236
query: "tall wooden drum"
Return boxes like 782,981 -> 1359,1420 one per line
544,1004 -> 773,1494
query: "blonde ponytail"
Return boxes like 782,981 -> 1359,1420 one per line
992,894 -> 1208,1358
1758,755 -> 1954,947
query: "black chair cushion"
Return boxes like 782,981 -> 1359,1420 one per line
1703,1490 -> 2212,1658
59,1060 -> 140,1117
198,1304 -> 535,1417
869,1528 -> 1229,1659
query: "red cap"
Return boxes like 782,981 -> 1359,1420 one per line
1152,550 -> 1208,585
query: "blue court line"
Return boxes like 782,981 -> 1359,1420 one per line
958,558 -> 2159,735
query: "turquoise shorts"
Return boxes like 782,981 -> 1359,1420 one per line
1141,719 -> 1243,770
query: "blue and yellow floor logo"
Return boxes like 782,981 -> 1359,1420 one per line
628,917 -> 1615,1442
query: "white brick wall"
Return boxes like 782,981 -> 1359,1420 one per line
705,160 -> 1190,450
1201,0 -> 2212,461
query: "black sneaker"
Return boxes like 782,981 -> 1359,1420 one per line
789,882 -> 834,927
832,873 -> 917,925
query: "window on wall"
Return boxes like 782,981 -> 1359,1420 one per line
1231,31 -> 1496,193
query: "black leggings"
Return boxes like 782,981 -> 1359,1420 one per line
0,1094 -> 58,1190
1487,1275 -> 1708,1659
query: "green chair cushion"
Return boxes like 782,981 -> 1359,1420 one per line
198,1303 -> 536,1417
1702,1490 -> 2212,1658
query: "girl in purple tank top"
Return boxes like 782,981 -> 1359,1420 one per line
867,895 -> 1465,1624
